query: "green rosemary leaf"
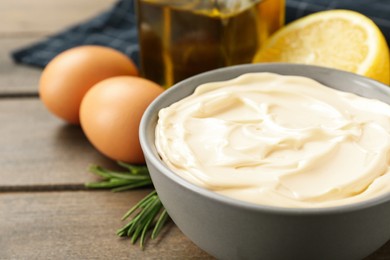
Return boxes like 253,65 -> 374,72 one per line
89,164 -> 149,180
131,222 -> 145,244
108,172 -> 150,180
117,190 -> 169,248
85,163 -> 152,191
139,197 -> 161,223
127,195 -> 159,231
111,180 -> 153,192
85,179 -> 130,189
121,190 -> 157,220
85,162 -> 171,248
116,230 -> 125,237
129,197 -> 162,246
139,202 -> 163,247
151,208 -> 169,239
140,213 -> 155,248
88,165 -> 113,179
126,214 -> 142,237
117,161 -> 149,175
138,192 -> 158,208
117,221 -> 132,236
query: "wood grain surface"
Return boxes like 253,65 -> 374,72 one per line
0,190 -> 213,259
0,37 -> 42,95
0,98 -> 116,188
0,0 -> 389,259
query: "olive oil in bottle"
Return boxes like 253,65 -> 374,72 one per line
136,0 -> 285,88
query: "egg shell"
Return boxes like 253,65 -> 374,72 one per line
80,76 -> 164,164
39,45 -> 138,124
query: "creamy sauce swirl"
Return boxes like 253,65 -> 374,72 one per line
155,73 -> 390,208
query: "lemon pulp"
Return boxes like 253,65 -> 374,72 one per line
253,10 -> 390,85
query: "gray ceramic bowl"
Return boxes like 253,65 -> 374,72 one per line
139,63 -> 390,260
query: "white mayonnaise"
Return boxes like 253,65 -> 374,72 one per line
155,73 -> 390,208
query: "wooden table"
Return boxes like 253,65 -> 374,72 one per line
0,1 -> 389,259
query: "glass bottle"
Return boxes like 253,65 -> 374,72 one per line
136,0 -> 285,88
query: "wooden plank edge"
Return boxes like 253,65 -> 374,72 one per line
0,93 -> 38,98
0,183 -> 88,192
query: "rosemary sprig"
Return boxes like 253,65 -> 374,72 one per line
85,162 -> 152,192
85,162 -> 170,248
117,190 -> 170,248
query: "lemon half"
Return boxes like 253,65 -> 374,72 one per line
253,9 -> 390,85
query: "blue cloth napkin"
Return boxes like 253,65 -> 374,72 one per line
12,0 -> 139,68
11,0 -> 390,68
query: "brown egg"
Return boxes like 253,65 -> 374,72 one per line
80,76 -> 163,164
39,45 -> 138,124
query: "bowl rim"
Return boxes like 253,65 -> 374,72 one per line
140,62 -> 390,215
